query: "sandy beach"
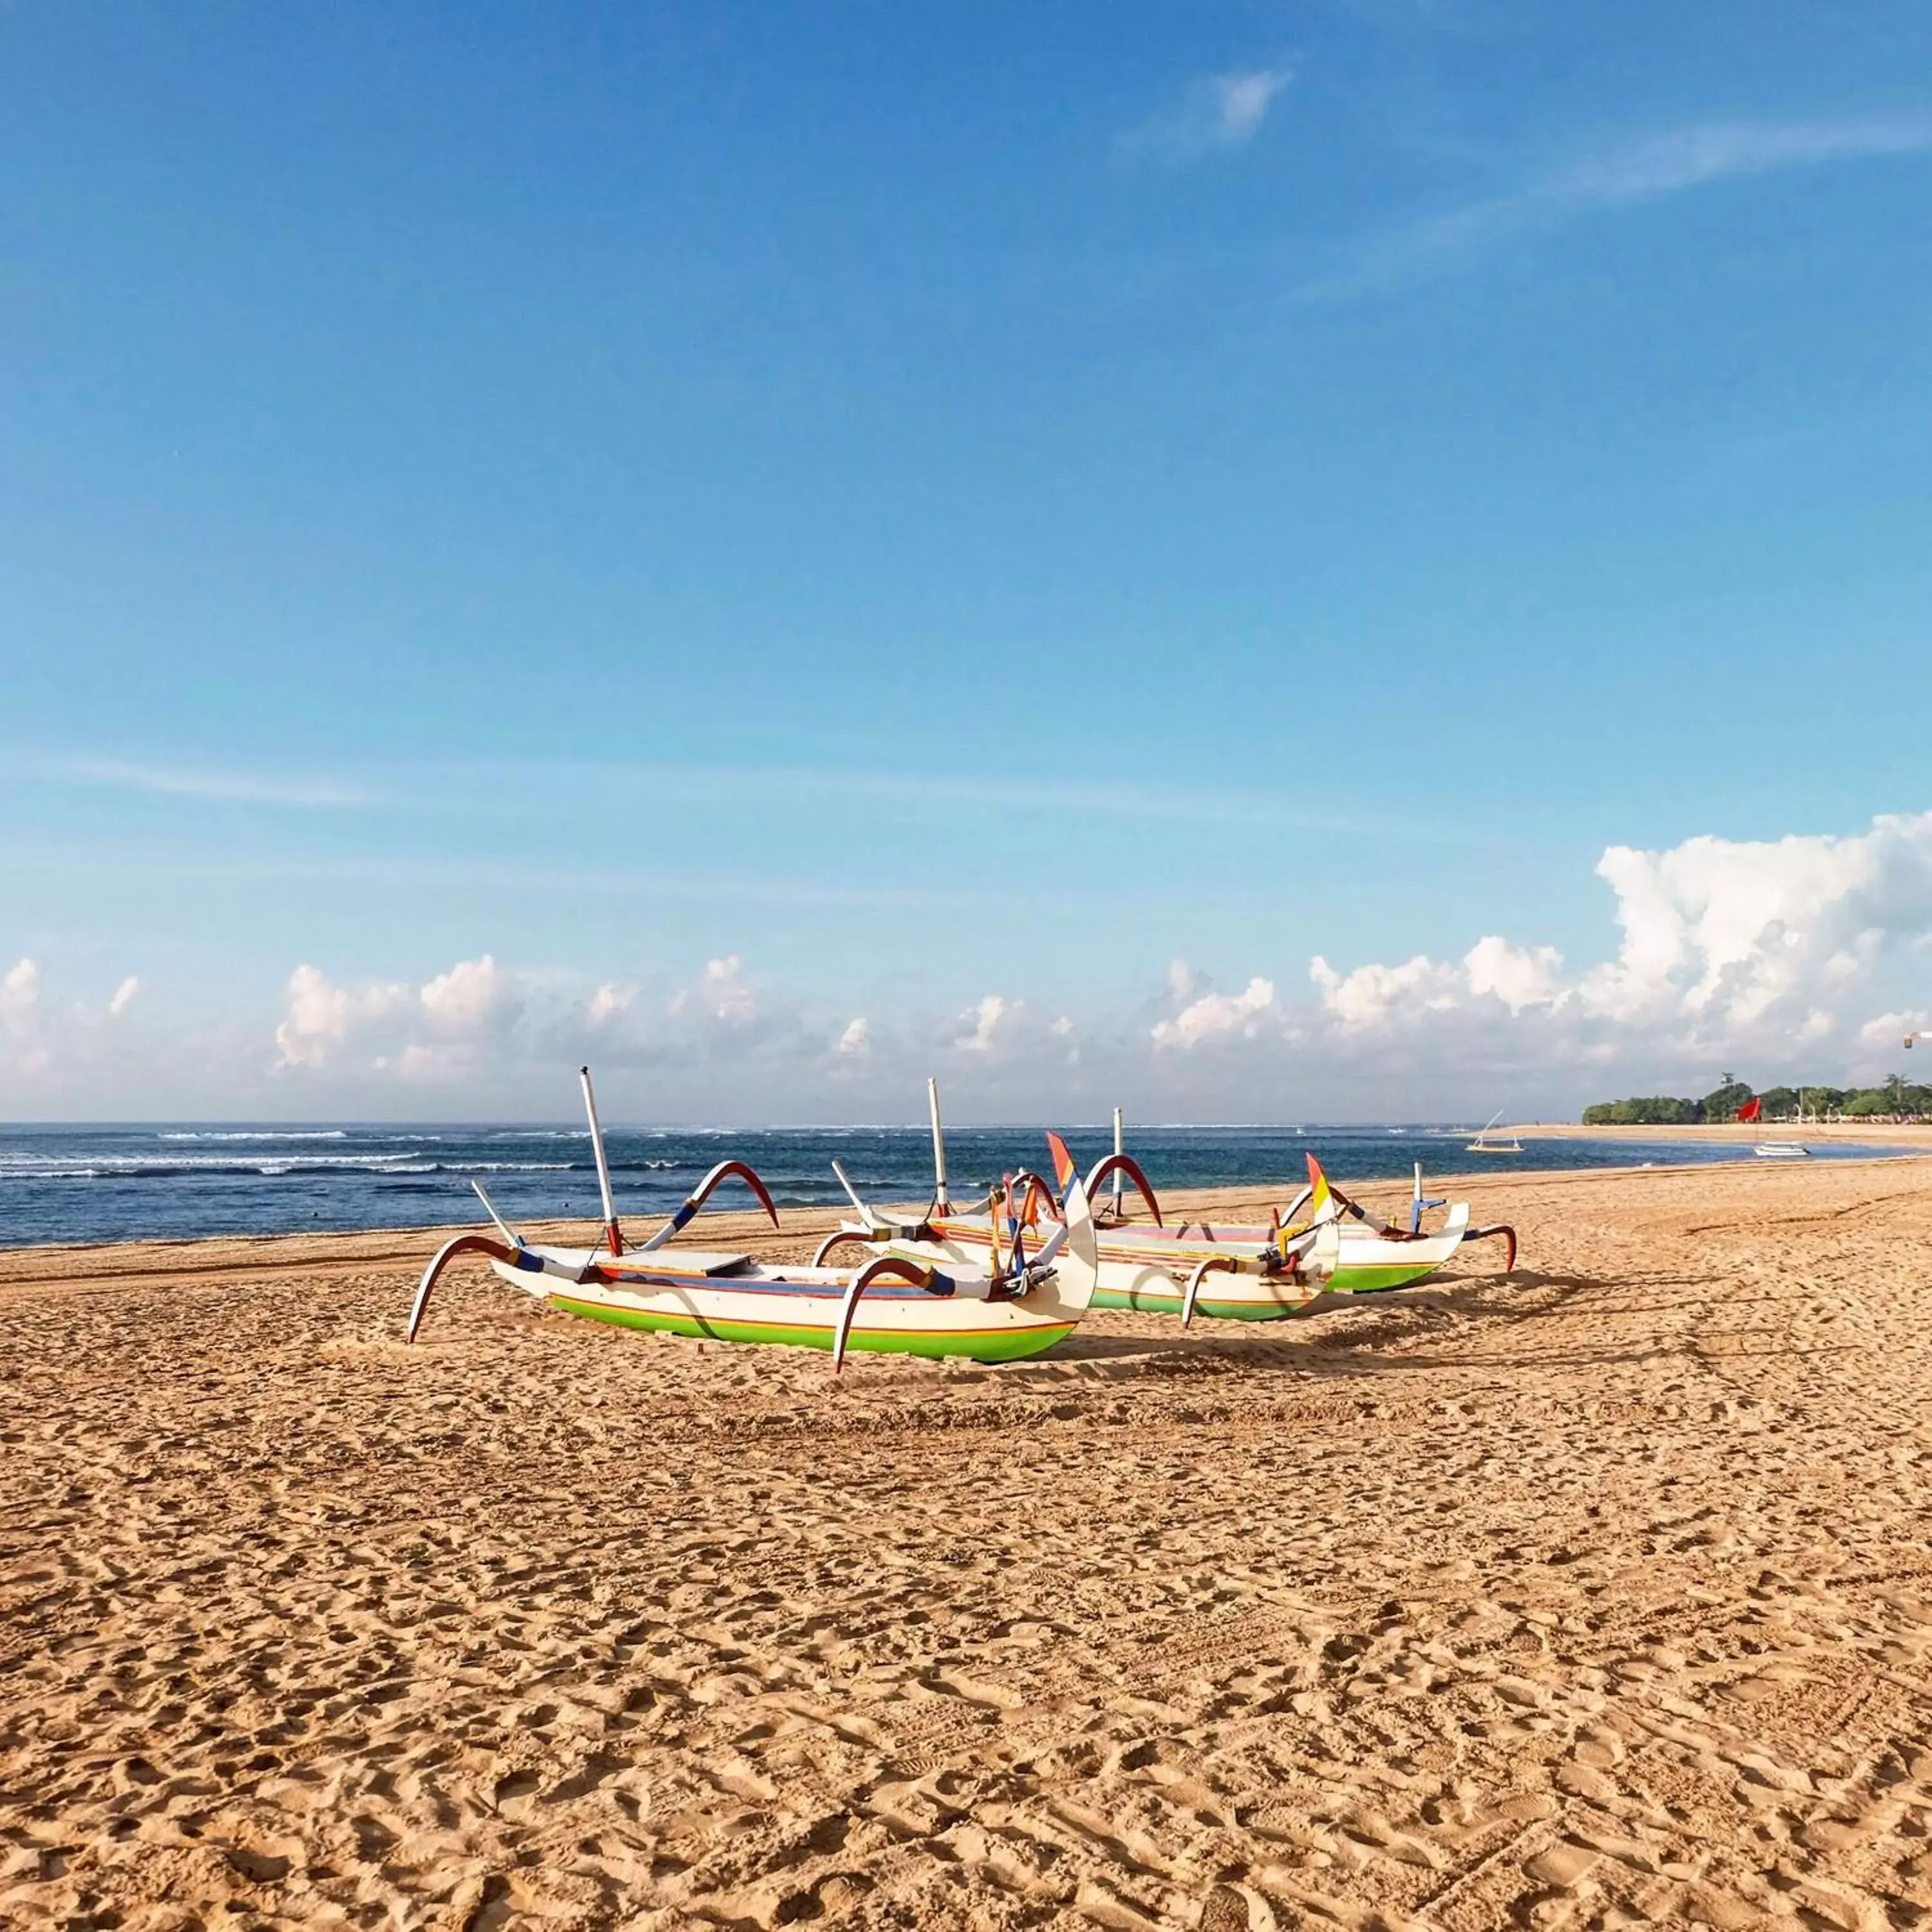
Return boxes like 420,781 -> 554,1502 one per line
6,1157 -> 1932,1930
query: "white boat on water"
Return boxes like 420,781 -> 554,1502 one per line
1467,1107 -> 1523,1153
1753,1142 -> 1810,1159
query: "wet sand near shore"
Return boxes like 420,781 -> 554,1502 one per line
5,1159 -> 1932,1930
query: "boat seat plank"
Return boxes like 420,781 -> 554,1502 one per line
634,1249 -> 756,1276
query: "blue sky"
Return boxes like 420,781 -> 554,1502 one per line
4,2 -> 1930,1120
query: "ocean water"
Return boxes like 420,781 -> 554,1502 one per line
0,1121 -> 1912,1249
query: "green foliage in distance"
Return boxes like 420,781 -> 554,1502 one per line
1582,1074 -> 1931,1124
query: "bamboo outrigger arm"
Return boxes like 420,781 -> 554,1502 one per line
831,1255 -> 956,1374
1180,1254 -> 1238,1329
635,1159 -> 780,1252
989,1155 -> 1158,1227
406,1232 -> 600,1344
811,1226 -> 879,1267
1005,1170 -> 1060,1225
1464,1223 -> 1519,1272
1083,1153 -> 1163,1226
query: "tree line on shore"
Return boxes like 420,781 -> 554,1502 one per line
1582,1072 -> 1932,1126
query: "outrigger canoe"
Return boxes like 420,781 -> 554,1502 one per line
407,1069 -> 1101,1370
817,1083 -> 1514,1324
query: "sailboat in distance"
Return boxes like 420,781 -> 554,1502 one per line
1467,1108 -> 1524,1154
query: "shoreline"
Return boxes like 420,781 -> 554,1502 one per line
1507,1118 -> 1932,1144
5,1147 -> 1926,1274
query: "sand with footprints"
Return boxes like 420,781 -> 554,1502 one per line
5,1156 -> 1932,1929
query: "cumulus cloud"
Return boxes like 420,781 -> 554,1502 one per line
2,958 -> 152,1081
1153,975 -> 1278,1048
1861,1010 -> 1931,1049
1577,815 -> 1932,1032
956,994 -> 1016,1054
1463,936 -> 1564,1014
1121,66 -> 1292,160
671,955 -> 759,1027
1144,813 -> 1932,1099
66,808 -> 1931,1119
421,954 -> 522,1035
274,964 -> 412,1070
588,981 -> 638,1026
1166,958 -> 1207,1006
1,958 -> 39,1035
1310,954 -> 1459,1030
267,951 -> 811,1097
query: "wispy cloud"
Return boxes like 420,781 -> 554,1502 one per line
1121,66 -> 1294,162
14,750 -> 1500,848
1306,115 -> 1932,300
64,759 -> 375,808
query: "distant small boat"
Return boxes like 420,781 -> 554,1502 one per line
1467,1107 -> 1523,1153
1753,1142 -> 1810,1159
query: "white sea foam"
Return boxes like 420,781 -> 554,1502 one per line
0,1153 -> 574,1180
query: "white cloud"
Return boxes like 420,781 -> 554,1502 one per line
956,994 -> 1015,1054
33,809 -> 1931,1119
1213,69 -> 1293,144
1463,935 -> 1564,1013
1310,116 -> 1932,299
274,964 -> 412,1070
269,951 -> 793,1092
67,759 -> 372,807
1861,1009 -> 1931,1049
1310,954 -> 1460,1030
2,960 -> 151,1081
420,954 -> 522,1034
588,981 -> 638,1026
1264,811 -> 1932,1090
679,954 -> 757,1025
1564,118 -> 1932,204
1153,975 -> 1278,1048
1578,815 -> 1932,1030
1122,66 -> 1293,161
2,957 -> 39,1035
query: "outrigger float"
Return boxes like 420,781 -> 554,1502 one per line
817,1084 -> 1517,1325
407,1068 -> 1101,1370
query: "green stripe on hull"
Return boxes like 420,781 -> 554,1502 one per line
547,1294 -> 1072,1363
1093,1286 -> 1323,1321
1094,1260 -> 1446,1318
1332,1262 -> 1444,1294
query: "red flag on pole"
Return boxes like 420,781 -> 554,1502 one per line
1736,1097 -> 1762,1122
